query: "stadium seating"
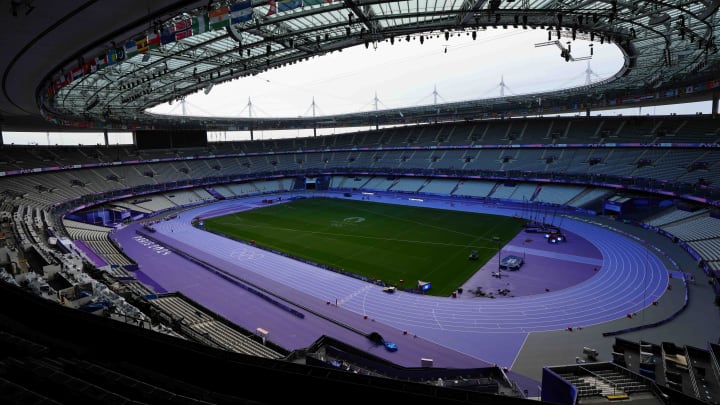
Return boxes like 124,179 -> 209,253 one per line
0,117 -> 718,276
2,115 -> 720,404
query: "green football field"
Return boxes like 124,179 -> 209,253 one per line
201,197 -> 527,296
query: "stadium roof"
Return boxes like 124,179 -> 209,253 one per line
2,0 -> 720,132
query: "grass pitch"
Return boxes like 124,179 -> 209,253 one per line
201,197 -> 527,296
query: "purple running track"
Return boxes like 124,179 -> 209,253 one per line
114,193 -> 668,372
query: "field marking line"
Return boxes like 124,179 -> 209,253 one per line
338,284 -> 373,307
509,333 -> 531,370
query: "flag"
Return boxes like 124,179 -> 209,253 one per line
209,6 -> 230,29
96,54 -> 107,70
56,72 -> 71,88
83,59 -> 97,74
71,66 -> 83,81
174,18 -> 193,40
147,31 -> 160,50
278,0 -> 302,12
266,0 -> 302,15
125,40 -> 138,58
107,48 -> 118,65
47,82 -> 58,96
160,26 -> 174,44
115,46 -> 126,62
304,0 -> 336,5
136,35 -> 149,54
230,0 -> 252,24
192,14 -> 209,35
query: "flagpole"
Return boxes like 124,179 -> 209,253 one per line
312,97 -> 317,137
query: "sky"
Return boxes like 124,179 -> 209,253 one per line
4,28 -> 713,145
150,28 -> 626,118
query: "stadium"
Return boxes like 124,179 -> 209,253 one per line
1,1 -> 720,404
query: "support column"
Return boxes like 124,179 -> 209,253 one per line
104,129 -> 109,146
713,90 -> 719,119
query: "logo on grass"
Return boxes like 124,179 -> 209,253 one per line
343,217 -> 365,223
330,216 -> 365,227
